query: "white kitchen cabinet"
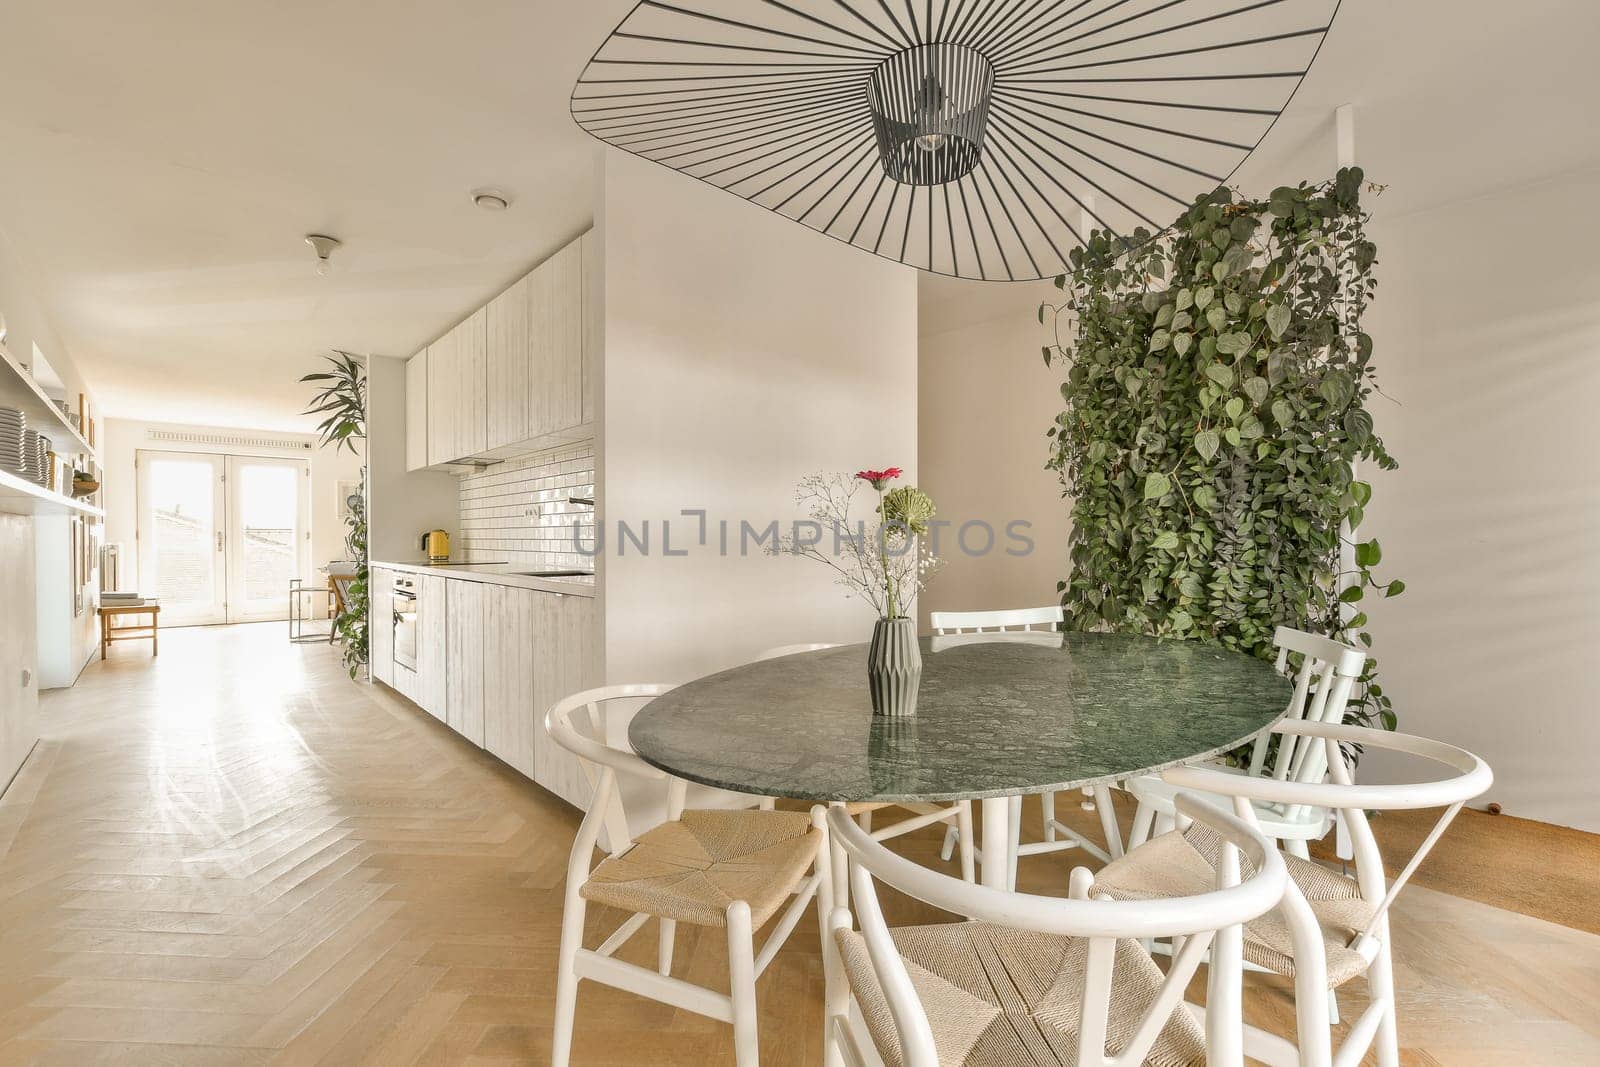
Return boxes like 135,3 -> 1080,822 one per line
445,579 -> 485,747
530,591 -> 597,810
417,574 -> 448,721
408,231 -> 591,467
530,238 -> 584,443
482,584 -> 538,779
581,229 -> 596,427
485,271 -> 533,452
404,351 -> 428,472
426,308 -> 487,466
369,566 -> 394,686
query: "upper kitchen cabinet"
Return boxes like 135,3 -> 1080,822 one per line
405,350 -> 428,472
427,307 -> 488,466
406,229 -> 592,469
485,232 -> 588,453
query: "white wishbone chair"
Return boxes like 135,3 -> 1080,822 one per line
929,607 -> 1121,883
824,795 -> 1286,1066
757,644 -> 975,889
1123,627 -> 1367,861
547,685 -> 835,1067
1094,721 -> 1492,1067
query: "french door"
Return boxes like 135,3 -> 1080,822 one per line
137,451 -> 310,625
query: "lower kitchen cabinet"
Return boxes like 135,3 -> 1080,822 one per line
482,583 -> 596,807
417,574 -> 448,721
369,566 -> 394,686
445,579 -> 485,746
371,570 -> 595,809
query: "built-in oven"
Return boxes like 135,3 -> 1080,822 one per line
391,576 -> 418,672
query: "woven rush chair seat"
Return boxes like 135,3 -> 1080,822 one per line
580,808 -> 821,928
1093,824 -> 1375,988
834,921 -> 1206,1067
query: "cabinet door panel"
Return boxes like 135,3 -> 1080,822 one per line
482,584 -> 537,779
405,352 -> 428,472
457,307 -> 488,457
418,575 -> 448,720
486,273 -> 533,450
581,229 -> 596,428
532,594 -> 597,809
369,567 -> 394,686
426,332 -> 455,466
446,579 -> 485,746
531,240 -> 584,440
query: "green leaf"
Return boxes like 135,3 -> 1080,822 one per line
1143,472 -> 1170,501
1169,608 -> 1194,631
1224,396 -> 1244,422
1270,399 -> 1294,427
1037,303 -> 1046,324
1339,585 -> 1365,603
1155,304 -> 1174,328
1041,346 -> 1052,367
1194,286 -> 1215,311
1242,376 -> 1269,406
1355,539 -> 1382,567
1151,530 -> 1179,551
1204,363 -> 1234,388
1149,329 -> 1171,352
1385,579 -> 1406,598
1265,303 -> 1291,339
1215,331 -> 1251,356
1350,481 -> 1373,506
1205,305 -> 1227,333
1172,332 -> 1193,357
1192,485 -> 1218,510
1194,429 -> 1220,461
1175,287 -> 1194,311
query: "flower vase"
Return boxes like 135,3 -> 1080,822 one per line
866,617 -> 922,717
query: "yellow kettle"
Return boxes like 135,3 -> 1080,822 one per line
420,529 -> 450,563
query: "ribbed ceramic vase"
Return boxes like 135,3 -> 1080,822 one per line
866,617 -> 922,718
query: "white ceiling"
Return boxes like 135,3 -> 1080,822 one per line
0,1 -> 630,430
3,1 -> 1597,429
921,0 -> 1600,336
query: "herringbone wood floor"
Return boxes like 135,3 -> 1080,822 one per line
0,624 -> 1595,1065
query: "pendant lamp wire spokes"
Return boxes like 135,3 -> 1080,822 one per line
572,0 -> 1341,281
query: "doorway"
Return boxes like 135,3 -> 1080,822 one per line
135,451 -> 311,625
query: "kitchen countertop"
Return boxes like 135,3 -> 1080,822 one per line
371,559 -> 596,597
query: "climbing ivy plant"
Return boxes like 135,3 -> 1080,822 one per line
1043,168 -> 1401,735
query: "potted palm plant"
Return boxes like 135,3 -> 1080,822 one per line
300,350 -> 367,678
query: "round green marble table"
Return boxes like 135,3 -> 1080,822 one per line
629,632 -> 1289,889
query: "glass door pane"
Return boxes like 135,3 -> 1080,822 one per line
225,456 -> 309,622
136,452 -> 226,625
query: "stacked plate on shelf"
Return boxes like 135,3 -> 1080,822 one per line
0,406 -> 23,479
24,429 -> 48,485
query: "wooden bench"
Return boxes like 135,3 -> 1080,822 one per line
98,603 -> 160,659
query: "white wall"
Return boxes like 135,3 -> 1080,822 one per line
102,417 -> 363,602
918,277 -> 1071,628
599,150 -> 919,684
1358,170 -> 1600,832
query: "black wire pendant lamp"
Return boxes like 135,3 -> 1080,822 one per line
572,1 -> 1340,281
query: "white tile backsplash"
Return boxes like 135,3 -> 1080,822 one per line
457,441 -> 595,570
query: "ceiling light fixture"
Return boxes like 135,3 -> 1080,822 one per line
471,188 -> 512,212
570,0 -> 1340,281
304,233 -> 342,277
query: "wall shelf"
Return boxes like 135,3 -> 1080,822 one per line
0,468 -> 105,518
0,343 -> 96,459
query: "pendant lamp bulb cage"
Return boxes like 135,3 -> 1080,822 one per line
868,44 -> 994,187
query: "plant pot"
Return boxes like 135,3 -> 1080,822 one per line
866,616 -> 922,718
